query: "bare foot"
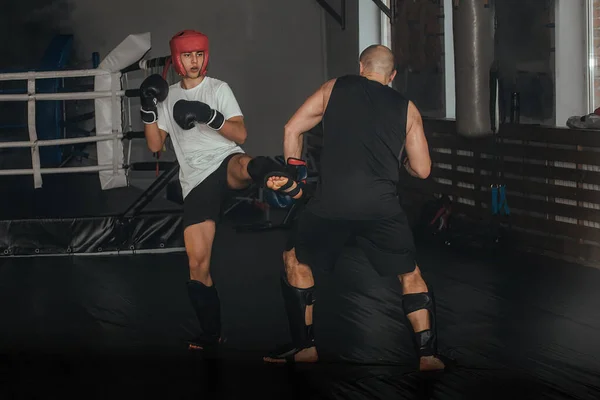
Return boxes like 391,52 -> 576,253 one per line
263,346 -> 319,364
188,337 -> 224,351
266,176 -> 303,199
189,343 -> 204,351
419,355 -> 445,371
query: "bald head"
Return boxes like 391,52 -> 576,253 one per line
359,45 -> 396,84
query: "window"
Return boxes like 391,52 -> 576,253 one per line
391,0 -> 446,118
380,0 -> 393,49
588,0 -> 600,112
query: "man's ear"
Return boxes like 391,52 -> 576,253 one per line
389,69 -> 397,84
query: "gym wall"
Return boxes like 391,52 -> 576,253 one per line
70,0 -> 327,159
323,0 -> 386,81
325,0 -> 360,79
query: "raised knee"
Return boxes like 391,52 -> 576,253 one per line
247,156 -> 283,184
237,154 -> 252,170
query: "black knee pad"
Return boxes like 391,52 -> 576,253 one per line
280,272 -> 315,348
402,291 -> 437,357
247,156 -> 286,186
187,280 -> 221,339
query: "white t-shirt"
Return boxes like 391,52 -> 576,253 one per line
157,76 -> 244,199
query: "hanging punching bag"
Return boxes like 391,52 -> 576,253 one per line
453,0 -> 496,137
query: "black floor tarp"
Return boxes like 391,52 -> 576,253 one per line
1,223 -> 599,399
1,174 -> 599,399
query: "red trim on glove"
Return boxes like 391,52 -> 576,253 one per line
287,157 -> 307,166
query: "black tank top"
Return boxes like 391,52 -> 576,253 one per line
308,75 -> 409,220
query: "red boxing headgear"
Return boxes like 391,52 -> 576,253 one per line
169,30 -> 210,76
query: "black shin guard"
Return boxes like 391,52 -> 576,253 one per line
281,273 -> 315,349
247,156 -> 287,186
402,291 -> 437,357
187,280 -> 221,341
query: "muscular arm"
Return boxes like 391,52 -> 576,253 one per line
216,116 -> 247,145
403,101 -> 431,179
144,122 -> 167,153
283,79 -> 336,160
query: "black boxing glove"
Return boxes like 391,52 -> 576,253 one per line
173,100 -> 225,131
139,74 -> 169,124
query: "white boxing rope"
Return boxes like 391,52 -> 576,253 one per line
0,90 -> 126,102
0,68 -> 112,81
0,33 -> 152,189
0,71 -> 128,188
0,133 -> 123,149
95,32 -> 151,190
0,164 -> 119,176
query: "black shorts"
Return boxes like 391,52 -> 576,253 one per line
183,153 -> 243,229
292,209 -> 417,277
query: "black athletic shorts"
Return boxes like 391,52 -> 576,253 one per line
291,209 -> 417,277
183,152 -> 243,229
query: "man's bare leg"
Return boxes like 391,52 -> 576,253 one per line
399,265 -> 445,371
185,220 -> 216,284
263,248 -> 318,363
264,171 -> 442,368
184,220 -> 223,350
226,154 -> 253,189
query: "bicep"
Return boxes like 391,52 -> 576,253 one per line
286,79 -> 335,131
226,115 -> 244,124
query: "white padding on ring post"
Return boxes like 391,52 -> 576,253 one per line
95,32 -> 151,190
27,77 -> 43,188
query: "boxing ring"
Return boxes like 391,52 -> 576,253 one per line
0,33 -> 187,256
0,34 -> 599,400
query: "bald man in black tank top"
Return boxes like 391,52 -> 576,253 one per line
264,45 -> 446,371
